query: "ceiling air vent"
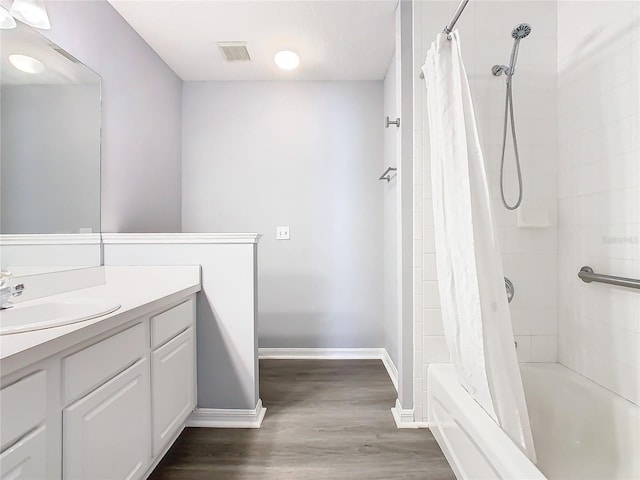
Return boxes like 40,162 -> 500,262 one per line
217,42 -> 251,61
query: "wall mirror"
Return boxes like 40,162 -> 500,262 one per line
0,21 -> 101,276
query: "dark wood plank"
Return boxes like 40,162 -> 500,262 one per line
149,359 -> 455,479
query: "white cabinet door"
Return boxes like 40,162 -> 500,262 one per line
0,426 -> 47,480
63,358 -> 150,480
151,327 -> 195,456
0,370 -> 47,451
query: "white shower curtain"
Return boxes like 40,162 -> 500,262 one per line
422,31 -> 536,462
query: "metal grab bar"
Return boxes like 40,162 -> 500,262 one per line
578,266 -> 640,290
379,167 -> 397,182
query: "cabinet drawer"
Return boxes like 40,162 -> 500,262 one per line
63,322 -> 145,404
151,327 -> 195,456
150,298 -> 194,349
0,371 -> 46,451
0,425 -> 47,480
63,358 -> 150,480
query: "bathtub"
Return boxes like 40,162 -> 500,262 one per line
427,363 -> 640,480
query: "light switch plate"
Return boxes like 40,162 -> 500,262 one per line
276,226 -> 290,240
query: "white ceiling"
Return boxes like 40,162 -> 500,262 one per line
107,0 -> 397,81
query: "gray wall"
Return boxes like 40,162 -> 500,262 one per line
1,85 -> 100,234
41,0 -> 183,233
182,81 -> 385,349
383,53 -> 399,367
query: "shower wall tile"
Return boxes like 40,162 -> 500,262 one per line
413,385 -> 422,406
422,200 -> 434,227
423,309 -> 444,336
423,254 -> 437,281
413,349 -> 424,374
510,309 -> 531,336
557,0 -> 640,405
502,228 -> 557,254
413,267 -> 423,290
414,294 -> 423,324
423,226 -> 436,253
422,281 -> 441,309
530,336 -> 558,362
414,240 -> 423,267
515,336 -> 532,363
423,336 -> 450,363
415,322 -> 423,344
414,184 -> 423,213
530,309 -> 559,336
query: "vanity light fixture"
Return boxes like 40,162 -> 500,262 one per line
0,5 -> 16,29
274,50 -> 300,71
9,53 -> 45,74
9,0 -> 51,30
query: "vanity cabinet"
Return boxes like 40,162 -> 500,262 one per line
0,293 -> 197,480
63,359 -> 150,480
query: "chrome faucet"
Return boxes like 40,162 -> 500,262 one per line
1,271 -> 24,309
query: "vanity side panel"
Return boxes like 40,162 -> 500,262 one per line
103,241 -> 259,411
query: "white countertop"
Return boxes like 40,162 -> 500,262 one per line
0,266 -> 201,376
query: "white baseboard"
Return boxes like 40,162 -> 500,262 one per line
259,347 -> 399,392
380,349 -> 399,391
391,398 -> 419,429
259,347 -> 383,360
186,399 -> 266,428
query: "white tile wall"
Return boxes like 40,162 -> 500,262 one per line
413,0 -> 559,422
557,1 -> 640,406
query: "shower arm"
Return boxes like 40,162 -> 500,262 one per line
492,39 -> 522,77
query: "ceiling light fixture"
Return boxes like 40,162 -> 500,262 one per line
274,50 -> 300,71
9,53 -> 45,74
9,0 -> 51,30
0,5 -> 16,29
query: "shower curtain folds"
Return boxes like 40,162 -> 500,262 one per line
422,30 -> 536,462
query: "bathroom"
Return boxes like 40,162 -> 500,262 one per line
0,0 -> 638,479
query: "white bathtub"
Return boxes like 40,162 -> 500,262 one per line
427,363 -> 640,480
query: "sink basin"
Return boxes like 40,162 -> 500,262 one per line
0,298 -> 121,335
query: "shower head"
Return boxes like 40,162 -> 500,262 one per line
492,23 -> 533,77
511,23 -> 532,40
507,24 -> 532,75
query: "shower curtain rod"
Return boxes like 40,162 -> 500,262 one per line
418,0 -> 471,79
444,0 -> 470,37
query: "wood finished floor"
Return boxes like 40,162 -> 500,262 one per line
149,360 -> 455,479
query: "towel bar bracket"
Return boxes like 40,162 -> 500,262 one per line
385,116 -> 400,128
379,167 -> 397,182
